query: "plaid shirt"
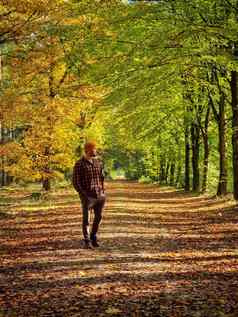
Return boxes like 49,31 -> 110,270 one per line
72,156 -> 104,198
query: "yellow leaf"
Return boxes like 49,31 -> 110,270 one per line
105,307 -> 121,315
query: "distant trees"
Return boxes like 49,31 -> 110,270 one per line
81,0 -> 238,198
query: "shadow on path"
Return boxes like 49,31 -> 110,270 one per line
0,181 -> 238,317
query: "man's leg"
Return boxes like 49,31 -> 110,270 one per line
80,197 -> 92,248
90,197 -> 105,247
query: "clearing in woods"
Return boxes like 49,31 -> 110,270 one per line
0,181 -> 238,316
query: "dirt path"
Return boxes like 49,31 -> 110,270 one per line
0,181 -> 238,317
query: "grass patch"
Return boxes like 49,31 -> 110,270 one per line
0,184 -> 79,214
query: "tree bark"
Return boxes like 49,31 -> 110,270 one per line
42,177 -> 51,191
42,146 -> 51,191
230,70 -> 238,200
184,125 -> 190,191
169,162 -> 175,186
201,132 -> 209,193
176,162 -> 182,187
217,101 -> 227,196
191,122 -> 200,192
159,157 -> 166,183
0,123 -> 7,187
209,69 -> 228,196
6,127 -> 13,185
165,162 -> 170,185
0,53 -> 6,187
217,95 -> 227,196
199,105 -> 210,193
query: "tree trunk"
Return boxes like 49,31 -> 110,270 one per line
176,162 -> 182,187
0,54 -> 6,187
42,177 -> 51,191
201,133 -> 209,193
184,125 -> 190,191
230,70 -> 238,200
0,123 -> 7,187
159,157 -> 166,183
217,92 -> 227,196
42,146 -> 51,191
165,162 -> 170,185
169,162 -> 175,186
209,68 -> 228,196
4,126 -> 13,185
191,122 -> 200,192
201,105 -> 210,193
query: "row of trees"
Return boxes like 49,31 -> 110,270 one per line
96,0 -> 238,199
0,0 -> 108,189
1,0 -> 238,200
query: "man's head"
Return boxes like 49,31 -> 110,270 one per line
84,141 -> 97,158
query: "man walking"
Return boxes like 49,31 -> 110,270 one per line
72,141 -> 106,249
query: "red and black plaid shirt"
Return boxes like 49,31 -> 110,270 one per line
72,156 -> 104,198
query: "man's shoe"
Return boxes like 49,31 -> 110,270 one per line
90,235 -> 99,248
83,240 -> 93,249
91,239 -> 100,248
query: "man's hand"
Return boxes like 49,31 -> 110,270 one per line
79,191 -> 89,203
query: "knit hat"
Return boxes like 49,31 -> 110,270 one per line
84,141 -> 97,153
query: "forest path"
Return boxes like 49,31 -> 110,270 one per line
0,181 -> 238,317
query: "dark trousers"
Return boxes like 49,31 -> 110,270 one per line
80,194 -> 105,241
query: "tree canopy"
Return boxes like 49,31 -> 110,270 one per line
1,0 -> 238,199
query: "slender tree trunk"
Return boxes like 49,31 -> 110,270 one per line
202,133 -> 209,193
209,67 -> 228,196
191,122 -> 200,192
0,53 -> 13,186
41,66 -> 56,192
175,139 -> 182,188
176,162 -> 182,187
184,125 -> 190,191
159,157 -> 166,183
165,162 -> 170,185
0,123 -> 7,187
169,162 -> 175,186
6,127 -> 13,185
0,52 -> 5,187
156,158 -> 159,183
200,105 -> 210,193
42,177 -> 51,191
42,146 -> 51,191
230,70 -> 238,200
0,53 -> 2,82
217,92 -> 227,196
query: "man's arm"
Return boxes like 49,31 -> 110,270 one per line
101,162 -> 105,192
72,162 -> 88,198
